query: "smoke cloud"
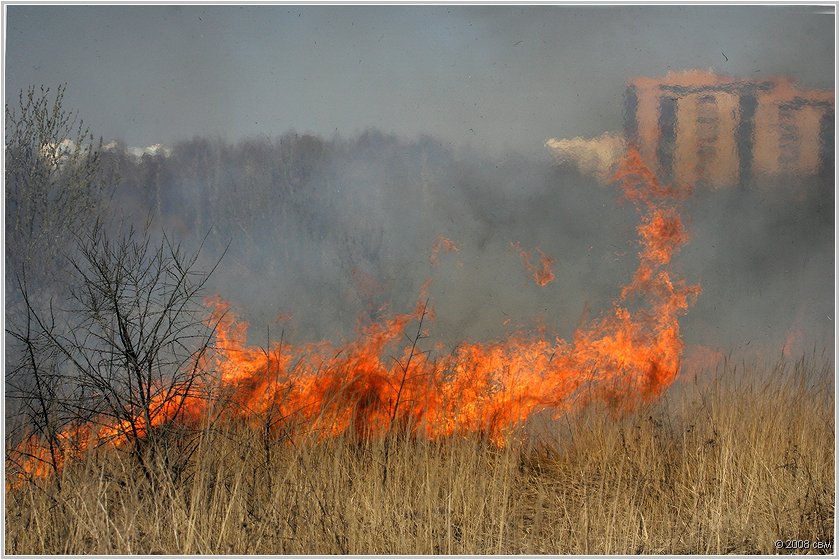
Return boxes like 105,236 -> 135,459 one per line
88,113 -> 832,368
546,133 -> 626,183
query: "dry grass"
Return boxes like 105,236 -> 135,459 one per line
5,355 -> 834,554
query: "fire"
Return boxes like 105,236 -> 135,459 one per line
783,327 -> 804,359
511,243 -> 557,287
430,235 -> 459,265
8,148 -> 699,485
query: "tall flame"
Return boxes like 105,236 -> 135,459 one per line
8,149 -> 699,484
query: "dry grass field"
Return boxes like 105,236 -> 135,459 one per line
4,355 -> 834,555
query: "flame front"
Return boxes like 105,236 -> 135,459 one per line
9,149 -> 699,483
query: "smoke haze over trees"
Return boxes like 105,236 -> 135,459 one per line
5,5 -> 833,363
82,128 -> 832,359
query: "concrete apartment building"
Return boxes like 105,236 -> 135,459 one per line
624,71 -> 834,187
548,70 -> 834,187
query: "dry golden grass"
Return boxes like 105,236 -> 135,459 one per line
5,355 -> 834,554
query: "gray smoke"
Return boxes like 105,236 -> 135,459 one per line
94,128 -> 832,363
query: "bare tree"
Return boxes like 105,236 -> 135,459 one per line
5,84 -> 111,486
5,84 -> 109,287
5,274 -> 70,486
9,223 -> 226,484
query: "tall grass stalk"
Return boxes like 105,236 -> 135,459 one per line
5,356 -> 833,554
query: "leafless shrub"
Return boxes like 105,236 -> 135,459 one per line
8,222 -> 225,484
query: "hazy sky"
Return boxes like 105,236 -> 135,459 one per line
5,5 -> 835,155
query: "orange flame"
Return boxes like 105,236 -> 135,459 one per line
511,243 -> 556,287
430,235 -> 459,265
782,327 -> 804,359
9,148 -> 699,484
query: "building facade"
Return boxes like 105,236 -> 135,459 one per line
623,71 -> 834,187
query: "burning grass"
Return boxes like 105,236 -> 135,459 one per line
5,355 -> 833,555
6,148 -> 701,484
5,148 -> 833,554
